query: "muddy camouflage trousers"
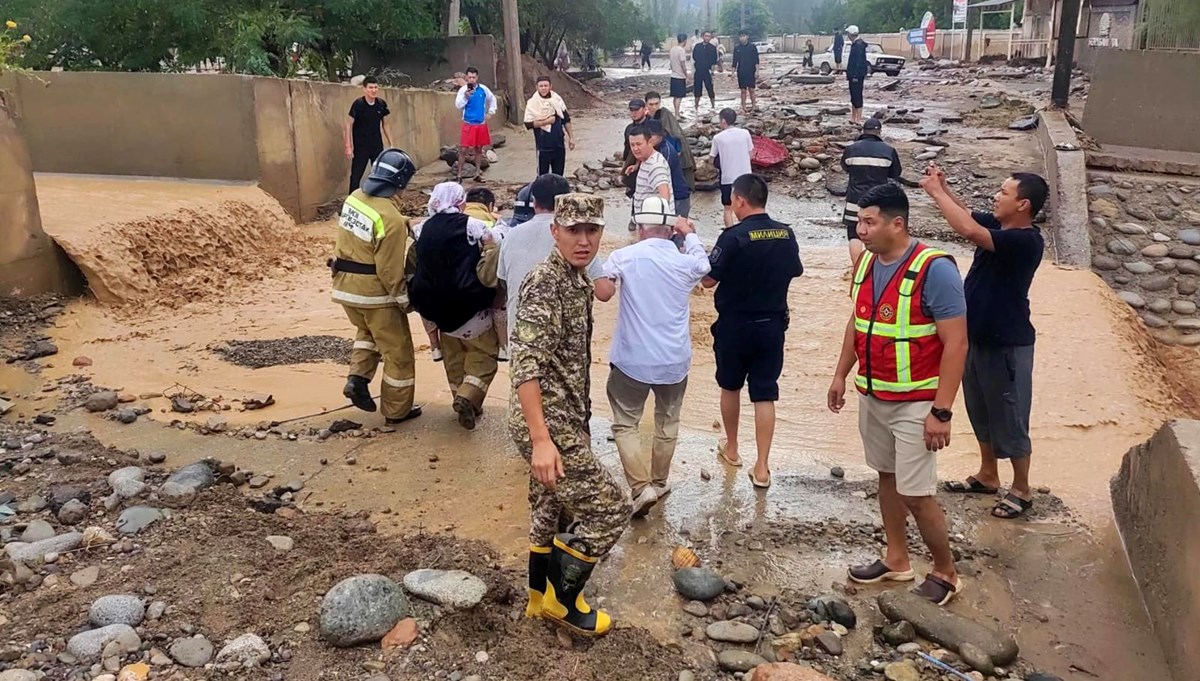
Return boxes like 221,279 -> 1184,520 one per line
521,435 -> 632,555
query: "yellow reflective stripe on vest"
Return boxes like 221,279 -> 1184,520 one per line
893,248 -> 945,385
853,318 -> 937,336
850,251 -> 874,300
855,374 -> 940,392
344,194 -> 386,239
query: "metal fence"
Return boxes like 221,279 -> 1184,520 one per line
1135,0 -> 1200,51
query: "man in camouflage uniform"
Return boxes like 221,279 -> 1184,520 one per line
510,193 -> 631,637
330,149 -> 422,424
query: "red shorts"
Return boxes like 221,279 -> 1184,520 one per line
460,122 -> 491,148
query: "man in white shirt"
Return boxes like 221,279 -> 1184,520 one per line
595,197 -> 709,518
668,33 -> 690,120
710,108 -> 754,228
625,125 -> 673,231
485,173 -> 603,340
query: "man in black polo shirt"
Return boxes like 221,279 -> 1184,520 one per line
692,31 -> 720,112
920,165 -> 1047,520
703,174 -> 803,489
343,76 -> 392,195
731,31 -> 759,112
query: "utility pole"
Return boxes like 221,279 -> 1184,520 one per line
447,0 -> 461,36
502,0 -> 524,123
1050,0 -> 1082,108
705,0 -> 712,29
741,0 -> 747,30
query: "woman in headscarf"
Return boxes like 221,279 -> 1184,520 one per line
407,182 -> 503,430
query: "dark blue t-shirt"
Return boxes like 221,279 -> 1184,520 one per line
964,212 -> 1044,346
657,141 -> 690,200
707,213 -> 803,317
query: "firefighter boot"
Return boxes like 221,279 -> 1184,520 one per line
343,375 -> 377,412
526,545 -> 551,618
542,533 -> 612,636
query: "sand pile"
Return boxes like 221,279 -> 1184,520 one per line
497,55 -> 604,111
35,178 -> 323,308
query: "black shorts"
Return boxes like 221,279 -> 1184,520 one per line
737,71 -> 756,90
712,314 -> 787,402
720,183 -> 733,206
848,78 -> 865,109
963,344 -> 1034,459
669,77 -> 688,99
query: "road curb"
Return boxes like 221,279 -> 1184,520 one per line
1037,110 -> 1091,267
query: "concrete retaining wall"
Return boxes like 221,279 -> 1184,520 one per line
0,99 -> 81,297
1083,50 -> 1200,154
1036,110 -> 1091,267
1112,420 -> 1200,681
1,72 -> 505,223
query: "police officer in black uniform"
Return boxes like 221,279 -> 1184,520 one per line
841,118 -> 902,265
702,174 -> 803,490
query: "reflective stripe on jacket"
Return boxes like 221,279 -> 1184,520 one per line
331,190 -> 411,309
850,243 -> 949,401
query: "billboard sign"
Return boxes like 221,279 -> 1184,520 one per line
953,0 -> 969,23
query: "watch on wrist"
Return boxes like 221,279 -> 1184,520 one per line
931,406 -> 953,422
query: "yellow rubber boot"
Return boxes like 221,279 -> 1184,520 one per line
526,545 -> 551,618
542,533 -> 612,636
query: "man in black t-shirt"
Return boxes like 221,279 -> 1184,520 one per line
692,31 -> 720,112
344,76 -> 393,195
702,174 -> 803,490
523,76 -> 575,176
731,31 -> 760,112
920,165 -> 1047,520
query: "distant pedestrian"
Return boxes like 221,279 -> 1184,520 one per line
645,91 -> 696,191
594,196 -> 709,518
644,119 -> 691,218
640,41 -> 654,71
710,108 -> 754,228
731,31 -> 760,112
833,29 -> 845,72
692,31 -> 721,112
524,76 -> 575,176
829,183 -> 966,606
841,119 -> 901,265
343,76 -> 393,196
922,166 -> 1047,521
804,39 -> 815,68
846,26 -> 868,123
703,174 -> 803,489
454,67 -> 498,181
510,193 -> 628,637
669,34 -> 690,119
625,124 -> 674,231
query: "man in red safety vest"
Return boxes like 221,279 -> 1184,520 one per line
827,183 -> 969,606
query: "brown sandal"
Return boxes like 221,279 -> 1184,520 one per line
912,573 -> 962,606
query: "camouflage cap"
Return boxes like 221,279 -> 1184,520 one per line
554,193 -> 606,227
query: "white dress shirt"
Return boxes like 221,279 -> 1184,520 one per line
603,234 -> 711,385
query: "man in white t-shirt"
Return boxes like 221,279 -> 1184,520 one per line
624,124 -> 674,231
710,108 -> 754,228
668,33 -> 690,120
594,197 -> 709,517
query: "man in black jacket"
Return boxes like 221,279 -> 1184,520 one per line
832,30 -> 844,71
692,31 -> 721,112
841,119 -> 901,265
846,25 -> 869,124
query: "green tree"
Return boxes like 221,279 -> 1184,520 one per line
718,0 -> 773,40
807,0 -> 848,34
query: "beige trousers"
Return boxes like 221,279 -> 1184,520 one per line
440,327 -> 500,411
606,365 -> 688,497
343,305 -> 415,420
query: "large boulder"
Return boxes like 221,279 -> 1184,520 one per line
5,532 -> 83,562
402,569 -> 486,609
169,636 -> 214,667
67,624 -> 141,661
672,568 -> 726,601
320,574 -> 409,647
116,507 -> 162,535
215,633 -> 270,668
90,594 -> 146,627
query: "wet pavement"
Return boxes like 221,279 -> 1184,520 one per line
0,56 -> 1180,679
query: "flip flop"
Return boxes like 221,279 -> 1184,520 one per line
848,559 -> 916,584
717,439 -> 743,467
747,470 -> 771,489
912,573 -> 963,606
992,492 -> 1033,519
944,476 -> 999,495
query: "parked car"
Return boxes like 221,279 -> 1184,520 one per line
812,43 -> 905,76
753,40 -> 777,54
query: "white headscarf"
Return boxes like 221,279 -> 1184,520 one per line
427,182 -> 466,216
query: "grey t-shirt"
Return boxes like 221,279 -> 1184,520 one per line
496,212 -> 603,341
870,243 -> 965,320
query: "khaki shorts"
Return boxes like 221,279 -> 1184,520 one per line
858,394 -> 938,497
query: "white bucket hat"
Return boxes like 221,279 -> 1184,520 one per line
633,196 -> 677,227
846,25 -> 860,35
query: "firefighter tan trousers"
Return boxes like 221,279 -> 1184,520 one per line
343,305 -> 416,420
440,326 -> 499,412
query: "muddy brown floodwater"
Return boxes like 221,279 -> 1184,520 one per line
1,60 -> 1191,680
